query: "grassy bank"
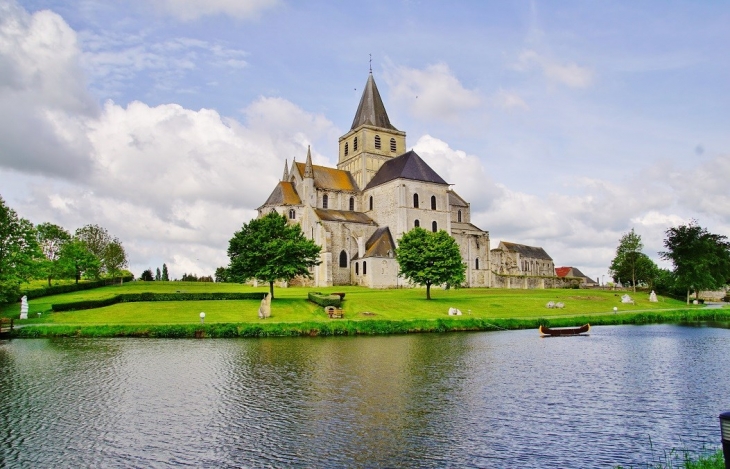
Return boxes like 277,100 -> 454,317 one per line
2,282 -> 727,338
616,449 -> 724,469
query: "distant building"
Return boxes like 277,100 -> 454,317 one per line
555,267 -> 597,286
491,241 -> 555,277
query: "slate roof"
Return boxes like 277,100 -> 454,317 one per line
262,182 -> 301,206
448,190 -> 469,207
314,209 -> 375,225
498,241 -> 553,261
364,150 -> 448,190
293,162 -> 358,192
363,227 -> 396,259
450,222 -> 487,234
351,74 -> 398,131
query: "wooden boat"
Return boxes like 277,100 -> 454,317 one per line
539,324 -> 590,337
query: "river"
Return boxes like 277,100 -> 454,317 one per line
1,324 -> 729,468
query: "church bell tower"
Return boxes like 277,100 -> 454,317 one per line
337,73 -> 406,189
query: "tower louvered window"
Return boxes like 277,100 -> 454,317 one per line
390,138 -> 396,152
344,142 -> 349,156
374,135 -> 381,149
353,137 -> 358,151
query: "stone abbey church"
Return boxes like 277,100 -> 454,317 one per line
257,73 -> 563,288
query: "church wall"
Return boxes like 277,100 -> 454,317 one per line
351,257 -> 400,288
321,220 -> 378,286
452,231 -> 491,287
491,274 -> 576,289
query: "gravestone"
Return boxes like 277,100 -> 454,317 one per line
621,294 -> 634,304
19,295 -> 28,320
258,294 -> 271,319
448,307 -> 462,316
649,291 -> 658,302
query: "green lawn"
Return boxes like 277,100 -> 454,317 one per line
1,281 -> 712,326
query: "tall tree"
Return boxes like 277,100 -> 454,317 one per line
36,222 -> 71,286
140,268 -> 154,281
161,264 -> 169,281
609,228 -> 644,292
0,196 -> 43,303
660,221 -> 730,303
214,266 -> 228,283
227,212 -> 321,299
104,238 -> 128,284
155,267 -> 161,281
395,227 -> 465,300
58,239 -> 101,284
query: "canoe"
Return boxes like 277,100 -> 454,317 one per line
539,324 -> 590,336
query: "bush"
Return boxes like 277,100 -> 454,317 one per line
307,292 -> 342,307
52,291 -> 267,312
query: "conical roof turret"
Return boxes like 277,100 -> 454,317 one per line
304,146 -> 313,178
351,73 -> 398,131
282,159 -> 289,181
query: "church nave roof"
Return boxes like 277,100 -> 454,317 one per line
313,208 -> 375,224
261,181 -> 301,207
364,150 -> 448,189
293,162 -> 359,192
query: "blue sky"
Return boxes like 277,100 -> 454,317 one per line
1,0 -> 729,282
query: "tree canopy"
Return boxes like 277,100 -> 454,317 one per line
58,238 -> 101,284
660,221 -> 730,303
395,227 -> 465,300
609,228 -> 659,291
0,196 -> 43,302
36,222 -> 71,287
227,212 -> 321,299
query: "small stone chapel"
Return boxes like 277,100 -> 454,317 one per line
257,72 -> 493,288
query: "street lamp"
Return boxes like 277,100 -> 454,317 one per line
199,312 -> 205,324
720,412 -> 730,469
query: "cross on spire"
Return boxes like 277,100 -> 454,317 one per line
369,53 -> 372,73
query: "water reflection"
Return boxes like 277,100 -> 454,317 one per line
1,325 -> 729,468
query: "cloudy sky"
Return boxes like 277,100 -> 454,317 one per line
1,0 -> 729,282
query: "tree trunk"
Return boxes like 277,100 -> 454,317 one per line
686,289 -> 690,305
426,282 -> 431,300
269,281 -> 275,300
632,268 -> 636,293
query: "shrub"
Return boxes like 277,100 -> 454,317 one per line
20,277 -> 134,301
307,292 -> 342,307
52,292 -> 267,312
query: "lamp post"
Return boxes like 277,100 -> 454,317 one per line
199,312 -> 205,324
720,412 -> 730,469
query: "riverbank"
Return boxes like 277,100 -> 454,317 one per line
3,283 -> 727,338
11,308 -> 730,338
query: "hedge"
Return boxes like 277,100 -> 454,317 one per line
52,292 -> 267,312
307,292 -> 342,308
21,277 -> 135,301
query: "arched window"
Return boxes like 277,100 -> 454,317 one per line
322,194 -> 328,209
349,197 -> 354,211
270,208 -> 276,213
431,195 -> 436,210
344,142 -> 349,156
414,219 -> 420,228
432,221 -> 437,232
475,258 -> 480,270
374,135 -> 381,149
355,262 -> 359,275
457,210 -> 462,223
339,250 -> 347,268
390,138 -> 396,152
353,137 -> 358,151
363,261 -> 367,275
288,209 -> 295,219
369,196 -> 373,210
413,193 -> 419,208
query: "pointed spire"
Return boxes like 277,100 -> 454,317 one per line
351,74 -> 398,131
304,146 -> 313,178
282,159 -> 289,181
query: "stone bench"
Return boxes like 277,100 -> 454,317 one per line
325,306 -> 344,319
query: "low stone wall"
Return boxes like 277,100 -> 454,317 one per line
491,273 -> 581,289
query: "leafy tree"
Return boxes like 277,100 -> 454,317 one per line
155,267 -> 161,281
162,263 -> 169,281
0,196 -> 43,302
140,269 -> 154,281
58,238 -> 100,284
75,224 -> 111,262
227,212 -> 321,299
36,222 -> 71,286
180,272 -> 198,282
660,221 -> 730,303
215,266 -> 228,283
104,238 -> 128,284
609,228 -> 645,292
395,227 -> 465,300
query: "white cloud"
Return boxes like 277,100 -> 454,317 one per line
493,89 -> 529,111
514,49 -> 594,88
154,0 -> 280,21
383,62 -> 482,122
